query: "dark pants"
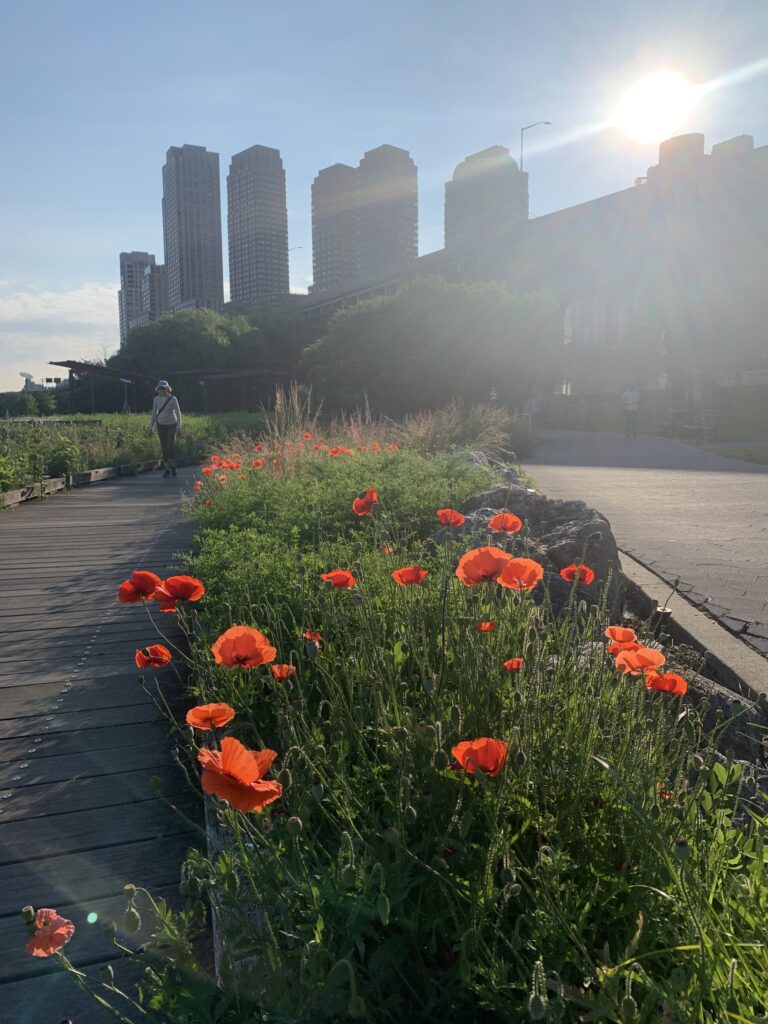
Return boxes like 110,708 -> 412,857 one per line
157,424 -> 177,465
624,410 -> 638,437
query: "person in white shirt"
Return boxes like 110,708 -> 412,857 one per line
621,384 -> 641,438
148,380 -> 182,477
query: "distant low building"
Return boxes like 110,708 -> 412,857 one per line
445,146 -> 528,252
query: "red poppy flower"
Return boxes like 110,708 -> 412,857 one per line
117,570 -> 162,604
387,443 -> 399,450
271,664 -> 296,680
352,486 -> 379,516
605,626 -> 637,645
204,498 -> 213,507
381,545 -> 397,555
320,569 -> 358,589
198,737 -> 282,813
371,441 -> 381,452
503,657 -> 524,671
211,626 -> 277,668
251,458 -> 265,469
25,908 -> 75,957
476,621 -> 498,633
303,432 -> 312,440
186,702 -> 236,729
254,444 -> 263,452
391,565 -> 429,586
451,738 -> 509,777
497,557 -> 545,591
437,508 -> 465,527
357,445 -> 367,452
202,466 -> 213,476
488,512 -> 523,534
607,640 -> 641,655
135,644 -> 172,669
645,672 -> 687,696
560,563 -> 596,585
614,646 -> 667,676
455,546 -> 513,586
153,574 -> 205,612
303,629 -> 323,651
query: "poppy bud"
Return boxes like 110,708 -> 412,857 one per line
460,810 -> 473,837
405,804 -> 418,824
310,783 -> 324,801
621,995 -> 638,1022
123,884 -> 136,898
423,677 -> 434,694
500,866 -> 516,884
527,993 -> 549,1020
376,892 -> 390,926
123,907 -> 142,934
392,726 -> 408,742
21,905 -> 35,923
348,995 -> 366,1019
432,749 -> 449,770
278,768 -> 292,789
450,706 -> 462,732
315,744 -> 326,758
420,724 -> 436,744
650,803 -> 661,819
287,815 -> 303,836
514,749 -> 527,767
507,882 -> 522,897
341,865 -> 357,887
297,564 -> 305,576
383,826 -> 400,845
673,838 -> 691,862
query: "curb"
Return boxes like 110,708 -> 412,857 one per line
620,550 -> 768,703
0,456 -> 203,509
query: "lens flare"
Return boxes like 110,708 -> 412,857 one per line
614,70 -> 698,145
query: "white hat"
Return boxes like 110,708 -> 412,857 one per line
156,380 -> 171,391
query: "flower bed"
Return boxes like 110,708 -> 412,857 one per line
26,426 -> 768,1023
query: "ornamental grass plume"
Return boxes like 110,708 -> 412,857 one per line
24,907 -> 75,957
186,703 -> 236,729
212,626 -> 277,668
451,738 -> 509,777
497,557 -> 545,591
559,563 -> 596,585
135,644 -> 172,669
488,512 -> 523,534
320,569 -> 358,589
455,546 -> 512,586
391,565 -> 429,586
198,736 -> 282,813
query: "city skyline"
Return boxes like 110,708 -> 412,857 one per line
2,0 -> 768,389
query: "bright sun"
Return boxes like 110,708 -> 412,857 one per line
614,70 -> 698,145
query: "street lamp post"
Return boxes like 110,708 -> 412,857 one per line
119,378 -> 132,413
519,121 -> 552,172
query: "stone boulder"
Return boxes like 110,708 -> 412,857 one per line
433,483 -> 625,618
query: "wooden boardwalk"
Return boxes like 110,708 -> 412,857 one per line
0,469 -> 200,1022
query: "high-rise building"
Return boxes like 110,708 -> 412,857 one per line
118,251 -> 155,346
227,145 -> 289,305
444,146 -> 528,252
311,163 -> 358,292
162,144 -> 224,312
311,145 -> 418,292
136,263 -> 169,329
355,145 -> 418,278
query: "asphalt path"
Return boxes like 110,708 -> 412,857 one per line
524,430 -> 768,657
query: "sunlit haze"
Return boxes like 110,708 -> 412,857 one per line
614,70 -> 698,144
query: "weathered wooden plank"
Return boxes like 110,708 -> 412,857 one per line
0,704 -> 162,740
0,959 -> 144,1023
0,721 -> 171,763
0,677 -> 181,715
0,741 -> 178,789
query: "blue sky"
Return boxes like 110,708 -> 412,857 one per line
1,0 -> 767,391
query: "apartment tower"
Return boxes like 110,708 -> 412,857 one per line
227,145 -> 289,305
162,144 -> 224,312
117,251 -> 155,346
445,146 -> 529,252
311,144 -> 418,291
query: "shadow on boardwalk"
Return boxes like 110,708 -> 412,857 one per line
0,469 -> 201,1022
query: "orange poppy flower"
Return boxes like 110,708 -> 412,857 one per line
117,570 -> 162,604
455,546 -> 513,586
488,512 -> 523,534
186,702 -> 236,729
437,508 -> 465,527
391,565 -> 429,586
371,441 -> 381,452
645,672 -> 687,695
251,458 -> 265,469
25,908 -> 75,957
381,545 -> 397,555
387,443 -> 399,450
497,557 -> 545,591
560,563 -> 596,585
614,646 -> 667,676
476,621 -> 498,632
605,626 -> 637,644
271,664 -> 296,680
193,481 -> 203,491
607,640 -> 641,655
154,574 -> 206,612
303,432 -> 312,440
198,737 -> 282,813
451,738 -> 509,777
204,498 -> 213,507
503,657 -> 524,671
202,466 -> 213,476
320,569 -> 357,589
135,644 -> 172,669
303,629 -> 323,651
212,626 -> 277,668
352,486 -> 379,516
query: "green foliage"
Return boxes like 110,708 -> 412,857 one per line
301,277 -> 561,414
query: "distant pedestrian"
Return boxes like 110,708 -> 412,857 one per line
148,380 -> 182,478
621,383 -> 641,438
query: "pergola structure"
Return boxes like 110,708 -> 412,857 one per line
49,360 -> 299,413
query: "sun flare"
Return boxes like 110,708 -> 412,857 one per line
615,70 -> 698,145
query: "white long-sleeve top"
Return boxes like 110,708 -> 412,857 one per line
149,394 -> 182,431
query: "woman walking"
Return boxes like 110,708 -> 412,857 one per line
148,380 -> 182,478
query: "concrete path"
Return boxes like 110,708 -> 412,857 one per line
524,430 -> 768,657
0,469 -> 199,1022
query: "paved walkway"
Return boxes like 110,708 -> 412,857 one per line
0,470 -> 199,1022
524,430 -> 768,656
